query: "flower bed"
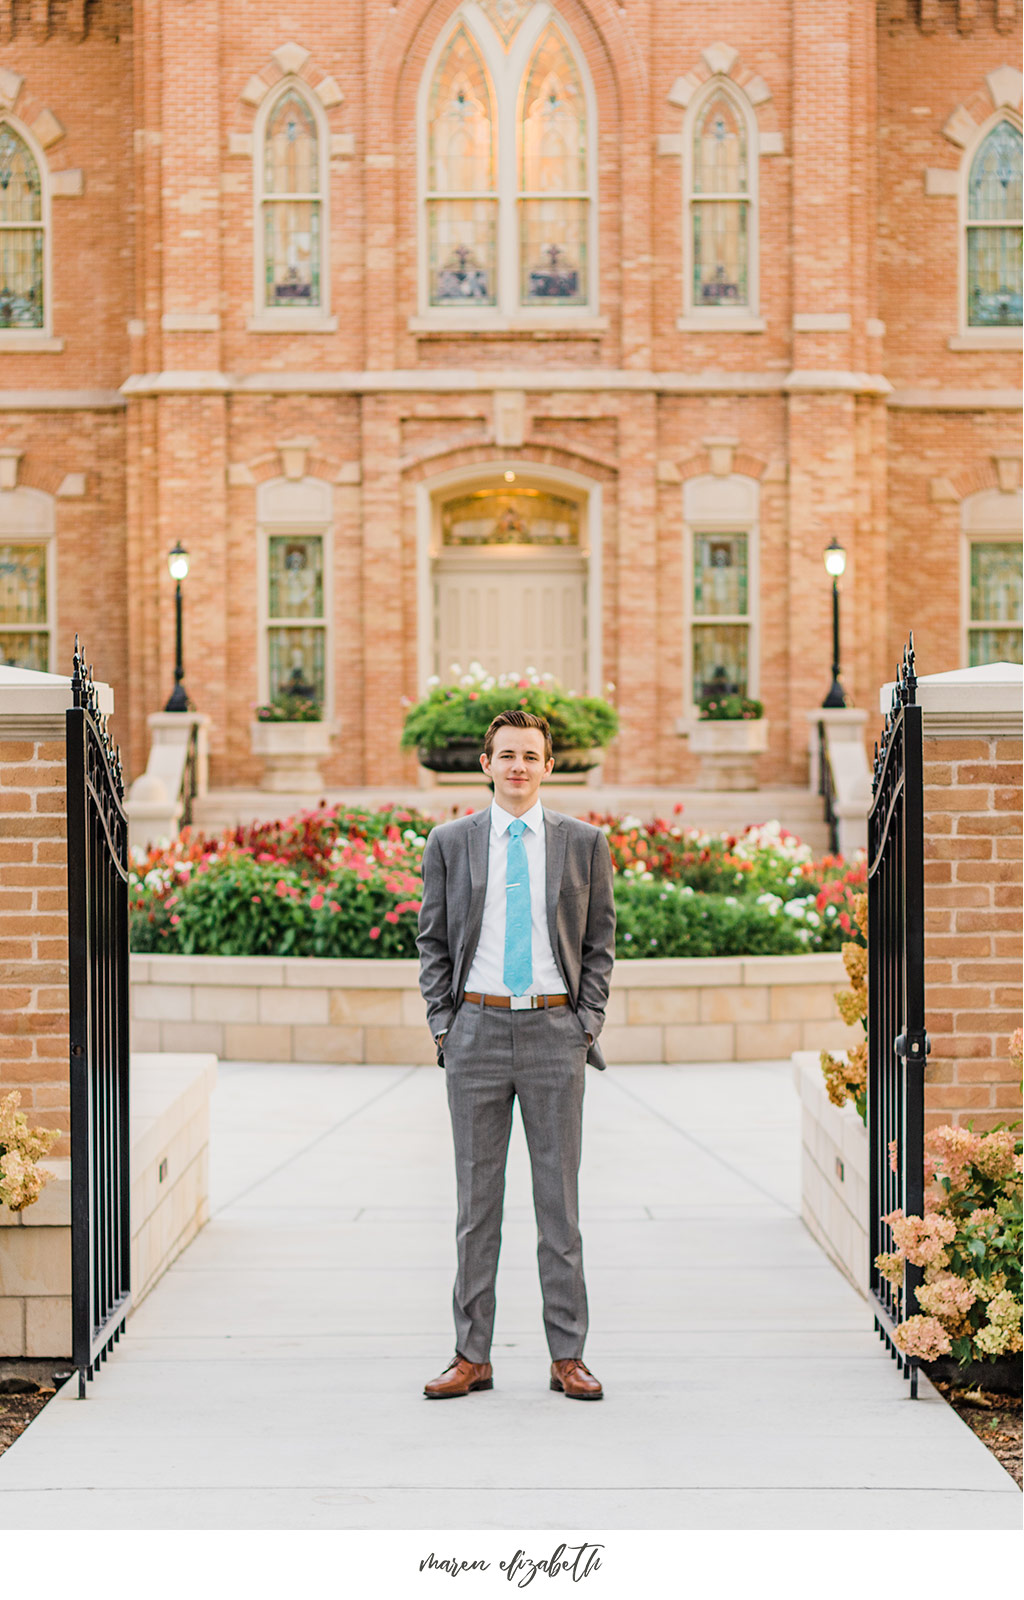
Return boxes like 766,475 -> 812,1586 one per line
129,804 -> 867,961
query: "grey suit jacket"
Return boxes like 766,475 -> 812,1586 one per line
416,806 -> 616,1070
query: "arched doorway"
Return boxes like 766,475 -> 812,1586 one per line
418,465 -> 601,693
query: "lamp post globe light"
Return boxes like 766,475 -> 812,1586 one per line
164,541 -> 191,712
822,536 -> 848,709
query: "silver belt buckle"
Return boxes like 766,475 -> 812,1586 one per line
509,994 -> 533,1010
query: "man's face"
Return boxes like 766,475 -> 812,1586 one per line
480,727 -> 554,813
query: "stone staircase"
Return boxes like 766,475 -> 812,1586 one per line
190,783 -> 831,853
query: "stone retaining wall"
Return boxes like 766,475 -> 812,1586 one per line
130,953 -> 859,1065
793,1050 -> 869,1295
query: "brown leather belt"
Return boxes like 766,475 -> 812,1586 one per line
462,991 -> 569,1011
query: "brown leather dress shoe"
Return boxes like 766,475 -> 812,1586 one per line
423,1354 -> 494,1399
550,1358 -> 603,1400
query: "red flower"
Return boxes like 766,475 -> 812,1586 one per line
369,926 -> 381,940
310,893 -> 324,910
384,910 -> 399,923
251,895 -> 262,904
275,880 -> 288,897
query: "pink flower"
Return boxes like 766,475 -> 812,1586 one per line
369,926 -> 381,940
329,901 -> 340,913
384,910 -> 399,923
893,1315 -> 952,1362
310,894 -> 324,910
170,914 -> 180,926
468,692 -> 478,700
275,880 -> 288,898
251,895 -> 262,904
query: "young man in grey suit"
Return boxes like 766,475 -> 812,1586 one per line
417,708 -> 616,1401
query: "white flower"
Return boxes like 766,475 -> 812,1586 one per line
427,675 -> 440,688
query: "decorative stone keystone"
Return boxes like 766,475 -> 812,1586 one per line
0,448 -> 22,491
272,41 -> 312,77
701,42 -> 738,77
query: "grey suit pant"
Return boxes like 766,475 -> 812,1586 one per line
442,999 -> 590,1364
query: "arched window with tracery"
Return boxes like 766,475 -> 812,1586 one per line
257,86 -> 325,313
427,26 -> 497,305
419,4 -> 596,319
682,81 -> 758,323
0,122 -> 45,330
964,118 -> 1023,328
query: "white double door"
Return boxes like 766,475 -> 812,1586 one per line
433,551 -> 587,691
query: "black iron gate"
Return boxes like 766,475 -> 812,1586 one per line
867,637 -> 929,1397
66,640 -> 131,1396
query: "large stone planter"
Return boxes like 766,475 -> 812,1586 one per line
418,741 -> 603,785
250,720 -> 333,793
681,717 -> 770,791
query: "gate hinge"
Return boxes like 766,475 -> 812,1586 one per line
894,1030 -> 930,1061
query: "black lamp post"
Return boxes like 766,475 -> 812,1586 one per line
821,536 -> 848,709
164,541 -> 191,712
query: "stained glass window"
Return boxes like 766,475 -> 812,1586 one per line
691,93 -> 749,309
441,487 -> 580,545
261,90 -> 321,308
428,28 -> 498,306
966,121 -> 1023,327
0,543 -> 49,669
968,541 -> 1023,665
267,534 -> 326,703
692,532 -> 750,700
519,26 -> 587,305
0,125 -> 44,329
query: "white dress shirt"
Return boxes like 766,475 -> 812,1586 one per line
463,798 -> 565,997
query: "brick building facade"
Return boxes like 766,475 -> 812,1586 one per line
0,0 -> 1020,790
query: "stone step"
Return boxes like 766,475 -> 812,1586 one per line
190,785 -> 832,855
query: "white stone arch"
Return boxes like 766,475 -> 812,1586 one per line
680,76 -> 761,328
414,456 -> 603,695
255,475 -> 335,717
416,2 -> 600,323
251,77 -> 332,329
0,114 -> 54,344
0,485 -> 56,671
682,473 -> 761,710
960,485 -> 1023,667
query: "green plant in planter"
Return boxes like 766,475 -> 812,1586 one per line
698,694 -> 764,722
400,664 -> 619,754
254,691 -> 323,723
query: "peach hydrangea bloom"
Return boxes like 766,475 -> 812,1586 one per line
972,1129 -> 1018,1182
893,1315 -> 952,1362
985,1290 -> 1022,1332
914,1272 -> 977,1320
874,1251 -> 904,1289
923,1125 -> 982,1188
885,1208 -> 956,1267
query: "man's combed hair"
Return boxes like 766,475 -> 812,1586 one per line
484,709 -> 553,763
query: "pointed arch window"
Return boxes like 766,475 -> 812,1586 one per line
258,87 -> 324,312
965,119 -> 1023,328
0,123 -> 44,330
427,26 -> 497,305
419,5 -> 597,319
686,87 -> 754,316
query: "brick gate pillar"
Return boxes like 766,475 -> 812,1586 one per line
0,664 -> 113,1357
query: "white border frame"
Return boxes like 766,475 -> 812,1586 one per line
415,457 -> 603,696
415,2 -> 600,324
681,475 -> 760,714
958,109 -> 1024,345
680,77 -> 761,330
250,78 -> 334,332
959,486 -> 1024,667
0,115 -> 55,346
256,479 -> 335,722
0,486 -> 56,671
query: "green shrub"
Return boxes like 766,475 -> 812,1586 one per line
399,665 -> 619,752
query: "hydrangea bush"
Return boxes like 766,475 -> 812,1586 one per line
877,1117 -> 1023,1369
819,891 -> 869,1122
0,1091 -> 59,1212
130,803 -> 866,960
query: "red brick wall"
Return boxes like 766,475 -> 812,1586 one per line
0,2 -> 1019,789
0,737 -> 70,1158
923,732 -> 1023,1132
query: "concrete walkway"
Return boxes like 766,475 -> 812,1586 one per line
0,1060 -> 1018,1529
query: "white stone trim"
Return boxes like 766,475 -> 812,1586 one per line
0,388 -> 123,408
682,473 -> 760,715
675,315 -> 765,333
924,166 -> 959,196
161,312 -> 221,331
251,76 -> 331,327
416,3 -> 599,323
887,387 -> 1022,409
792,312 -> 851,332
948,328 -> 1023,350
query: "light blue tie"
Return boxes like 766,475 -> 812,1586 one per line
503,818 -> 533,997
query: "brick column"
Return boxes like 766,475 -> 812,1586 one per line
0,666 -> 113,1357
913,667 -> 1024,1132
